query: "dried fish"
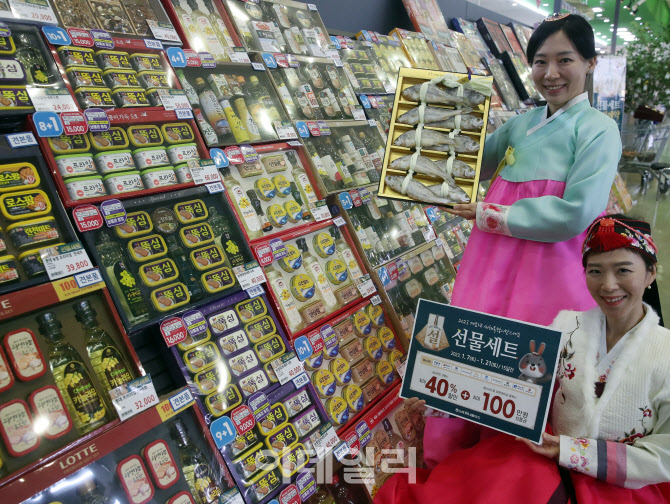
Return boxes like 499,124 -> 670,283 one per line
390,154 -> 457,183
426,114 -> 484,131
430,135 -> 481,154
434,158 -> 476,179
396,106 -> 472,125
393,129 -> 455,149
402,83 -> 486,107
385,175 -> 470,205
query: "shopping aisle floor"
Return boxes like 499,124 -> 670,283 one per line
620,172 -> 670,317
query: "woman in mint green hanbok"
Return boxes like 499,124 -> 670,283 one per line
448,14 -> 621,327
425,13 -> 622,467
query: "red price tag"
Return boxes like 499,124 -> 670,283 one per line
387,261 -> 398,281
306,121 -> 321,136
224,146 -> 244,164
274,53 -> 289,67
308,330 -> 324,355
72,205 -> 103,232
160,317 -> 188,347
350,189 -> 362,207
231,405 -> 255,435
67,28 -> 94,47
60,111 -> 88,136
183,49 -> 201,67
279,485 -> 301,504
344,431 -> 360,457
254,244 -> 274,267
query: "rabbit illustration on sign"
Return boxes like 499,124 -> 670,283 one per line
518,340 -> 549,384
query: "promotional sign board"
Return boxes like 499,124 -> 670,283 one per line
400,301 -> 561,443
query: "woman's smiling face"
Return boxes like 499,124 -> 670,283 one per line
530,30 -> 596,113
585,248 -> 656,323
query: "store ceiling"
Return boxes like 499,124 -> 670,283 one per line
573,0 -> 669,48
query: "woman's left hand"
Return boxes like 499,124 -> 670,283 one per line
443,202 -> 477,220
516,433 -> 560,461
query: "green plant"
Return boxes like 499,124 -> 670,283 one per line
620,24 -> 670,112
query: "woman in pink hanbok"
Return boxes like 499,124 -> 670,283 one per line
419,14 -> 623,464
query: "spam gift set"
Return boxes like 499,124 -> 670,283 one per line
81,185 -> 253,332
0,137 -> 75,295
37,110 -> 204,207
55,46 -> 179,110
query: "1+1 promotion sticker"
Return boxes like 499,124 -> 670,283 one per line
400,301 -> 562,443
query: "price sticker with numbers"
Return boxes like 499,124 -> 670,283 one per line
400,302 -> 562,443
146,20 -> 181,43
72,205 -> 103,232
41,242 -> 93,281
233,261 -> 266,290
27,88 -> 78,113
308,200 -> 331,222
158,89 -> 191,111
227,47 -> 251,63
11,0 -> 57,24
355,274 -> 376,297
352,107 -> 366,121
189,160 -> 221,185
60,111 -> 88,136
231,405 -> 255,435
271,352 -> 305,385
422,225 -> 437,243
110,375 -> 158,421
273,120 -> 298,139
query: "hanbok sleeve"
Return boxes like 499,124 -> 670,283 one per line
475,121 -> 621,242
558,393 -> 670,489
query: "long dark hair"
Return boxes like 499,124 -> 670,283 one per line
527,14 -> 596,63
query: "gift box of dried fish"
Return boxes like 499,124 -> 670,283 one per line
378,68 -> 492,207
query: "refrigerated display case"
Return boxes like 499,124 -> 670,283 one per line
0,275 -> 143,486
222,0 -> 332,57
253,221 -> 370,338
389,29 -> 440,71
33,109 -> 206,208
176,59 -> 294,147
80,184 -> 253,333
3,388 -> 242,504
293,298 -> 404,433
219,141 -> 324,244
259,54 -> 360,123
300,121 -> 386,197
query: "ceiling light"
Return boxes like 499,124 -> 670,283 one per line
542,2 -> 548,5
603,17 -> 610,22
512,2 -> 517,5
635,16 -> 641,20
596,32 -> 601,35
592,7 -> 603,12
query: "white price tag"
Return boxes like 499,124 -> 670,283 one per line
26,88 -> 77,113
307,3 -> 317,10
271,352 -> 305,385
368,119 -> 377,127
169,388 -> 194,412
206,181 -> 225,193
74,268 -> 103,288
158,89 -> 191,111
41,242 -> 94,281
422,225 -> 437,243
293,372 -> 309,388
189,160 -> 221,185
355,274 -> 377,297
287,140 -> 302,147
6,132 -> 37,148
233,261 -> 266,290
246,284 -> 265,298
311,425 -> 339,459
333,216 -> 346,227
251,62 -> 265,71
228,48 -> 251,63
110,375 -> 159,422
9,0 -> 57,23
146,20 -> 181,43
333,441 -> 350,462
175,108 -> 194,119
144,39 -> 164,50
370,294 -> 381,306
273,120 -> 298,139
435,238 -> 444,248
352,108 -> 366,121
309,200 -> 331,222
